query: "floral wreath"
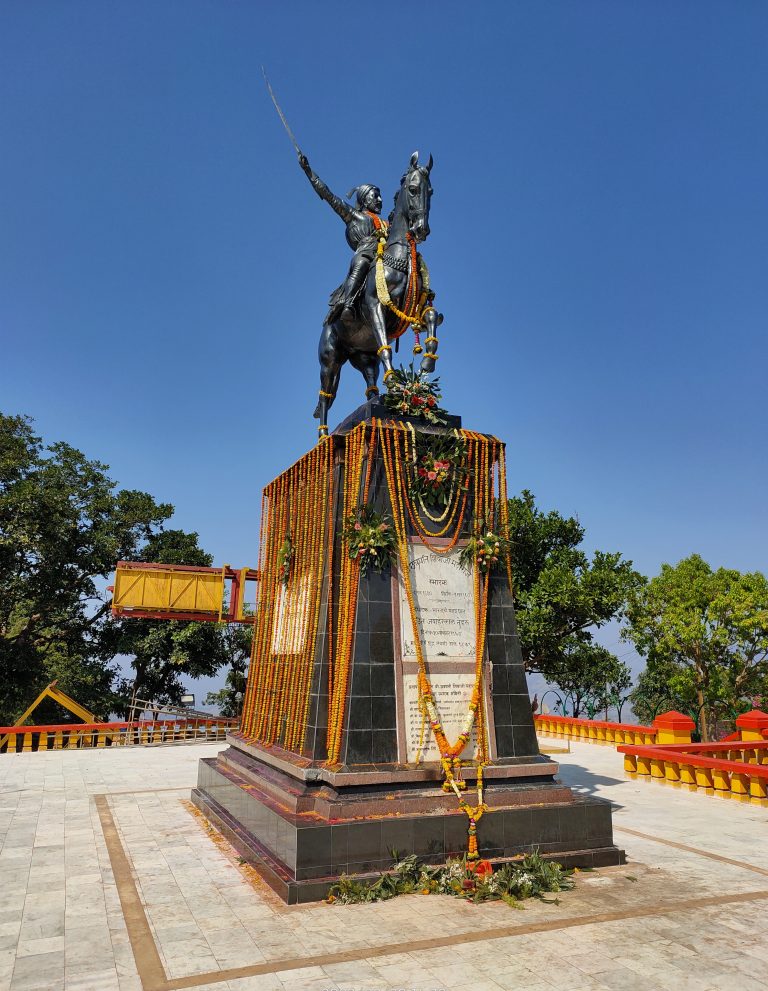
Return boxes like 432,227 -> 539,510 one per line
407,431 -> 468,510
382,363 -> 447,425
341,504 -> 396,576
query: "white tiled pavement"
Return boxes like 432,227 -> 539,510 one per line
1,738 -> 767,991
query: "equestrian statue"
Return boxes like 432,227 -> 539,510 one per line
262,71 -> 442,437
301,151 -> 442,437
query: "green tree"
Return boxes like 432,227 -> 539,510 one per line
0,413 -> 172,723
622,555 -> 768,740
544,644 -> 632,719
204,622 -> 252,718
507,491 -> 644,709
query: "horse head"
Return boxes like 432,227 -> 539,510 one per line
395,151 -> 433,243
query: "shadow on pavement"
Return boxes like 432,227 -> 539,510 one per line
554,762 -> 626,810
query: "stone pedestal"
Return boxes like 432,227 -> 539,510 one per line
193,407 -> 625,902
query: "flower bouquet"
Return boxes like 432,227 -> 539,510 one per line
342,505 -> 396,575
276,535 -> 293,586
459,525 -> 510,574
382,363 -> 447,424
408,434 -> 468,508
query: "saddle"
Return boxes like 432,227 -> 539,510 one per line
324,283 -> 350,326
324,270 -> 372,326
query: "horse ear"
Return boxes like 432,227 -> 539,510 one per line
410,151 -> 419,168
426,154 -> 433,173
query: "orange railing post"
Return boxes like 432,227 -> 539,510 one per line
736,710 -> 768,742
652,710 -> 695,745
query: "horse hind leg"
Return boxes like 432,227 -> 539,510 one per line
349,351 -> 380,403
315,325 -> 344,437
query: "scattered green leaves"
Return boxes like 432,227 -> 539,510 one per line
326,849 -> 575,907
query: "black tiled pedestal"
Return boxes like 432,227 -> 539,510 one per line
193,409 -> 625,901
192,741 -> 623,904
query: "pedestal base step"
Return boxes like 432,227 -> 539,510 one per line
192,754 -> 625,904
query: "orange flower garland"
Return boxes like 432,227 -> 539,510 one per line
325,421 -> 367,765
378,420 -> 514,857
239,415 -> 517,836
240,438 -> 333,753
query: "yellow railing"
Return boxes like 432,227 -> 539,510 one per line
111,562 -> 258,624
617,709 -> 768,804
0,717 -> 237,754
619,741 -> 768,804
534,713 -> 658,745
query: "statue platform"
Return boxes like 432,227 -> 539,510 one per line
192,407 -> 624,902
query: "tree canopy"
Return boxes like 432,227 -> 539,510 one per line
0,413 -> 245,724
623,554 -> 768,739
506,490 -> 643,712
0,413 -> 174,722
541,643 -> 632,719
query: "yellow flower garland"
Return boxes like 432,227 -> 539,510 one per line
240,438 -> 333,753
240,421 -> 516,857
378,423 -> 493,851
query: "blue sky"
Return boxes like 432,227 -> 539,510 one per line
2,3 -> 767,700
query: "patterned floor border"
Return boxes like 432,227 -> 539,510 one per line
94,793 -> 768,991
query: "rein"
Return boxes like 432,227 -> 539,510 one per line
375,232 -> 431,342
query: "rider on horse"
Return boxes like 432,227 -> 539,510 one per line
299,154 -> 388,326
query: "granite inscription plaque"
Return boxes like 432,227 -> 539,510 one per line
396,545 -> 482,762
397,545 -> 475,660
402,671 -> 478,762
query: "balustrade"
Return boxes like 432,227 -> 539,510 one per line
0,716 -> 237,754
618,717 -> 768,804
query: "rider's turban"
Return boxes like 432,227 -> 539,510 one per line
347,183 -> 379,208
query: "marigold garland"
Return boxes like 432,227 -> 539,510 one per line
326,421 -> 368,765
238,416 -> 517,839
376,420 -> 517,858
240,438 -> 332,754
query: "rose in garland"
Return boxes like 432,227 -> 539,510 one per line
460,525 -> 510,574
382,363 -> 447,424
408,434 -> 468,507
342,505 -> 396,575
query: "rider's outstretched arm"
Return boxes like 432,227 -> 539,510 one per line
299,154 -> 353,224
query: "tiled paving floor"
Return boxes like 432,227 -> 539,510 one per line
1,738 -> 767,991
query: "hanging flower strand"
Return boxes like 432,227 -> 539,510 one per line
378,421 -> 494,858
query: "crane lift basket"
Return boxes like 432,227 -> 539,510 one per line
110,561 -> 258,624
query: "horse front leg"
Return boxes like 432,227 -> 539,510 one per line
419,307 -> 443,376
367,301 -> 396,387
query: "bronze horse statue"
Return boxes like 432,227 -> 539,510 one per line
314,152 -> 442,436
